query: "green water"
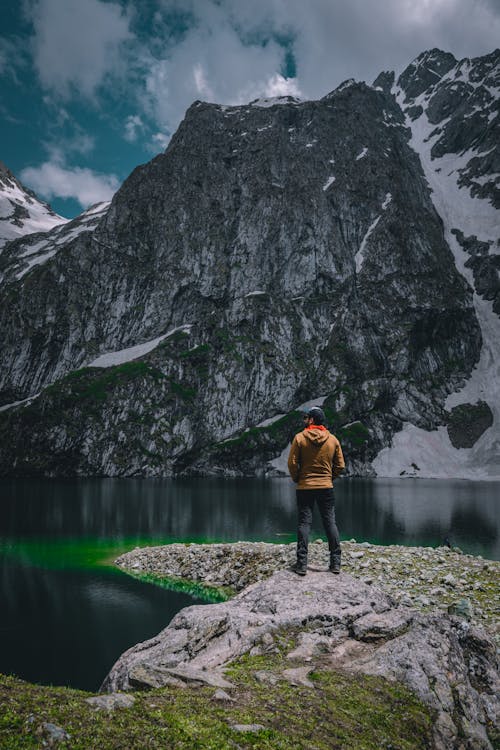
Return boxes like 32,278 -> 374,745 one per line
1,476 -> 499,691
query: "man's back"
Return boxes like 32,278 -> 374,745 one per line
288,427 -> 345,489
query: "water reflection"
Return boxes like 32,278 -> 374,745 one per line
0,476 -> 499,689
342,479 -> 499,557
0,556 -> 197,691
0,477 -> 498,559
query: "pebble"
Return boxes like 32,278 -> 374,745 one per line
448,599 -> 473,620
230,724 -> 266,733
212,689 -> 235,702
85,693 -> 135,710
36,722 -> 71,746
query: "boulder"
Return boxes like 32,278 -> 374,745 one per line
102,570 -> 499,750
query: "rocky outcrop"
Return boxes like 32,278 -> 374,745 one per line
375,48 -> 500,479
103,560 -> 499,750
453,229 -> 500,318
446,401 -> 494,448
115,540 -> 500,636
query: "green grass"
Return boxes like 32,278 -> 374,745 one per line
0,648 -> 435,750
52,362 -> 166,403
337,421 -> 370,446
213,411 -> 301,451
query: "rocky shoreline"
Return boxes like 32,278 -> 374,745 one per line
115,539 -> 500,639
2,540 -> 498,749
109,540 -> 500,750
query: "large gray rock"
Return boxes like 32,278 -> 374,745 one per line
102,570 -> 499,750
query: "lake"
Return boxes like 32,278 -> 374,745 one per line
1,476 -> 499,691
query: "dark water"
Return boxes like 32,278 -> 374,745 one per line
1,477 -> 499,691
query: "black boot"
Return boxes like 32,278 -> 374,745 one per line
292,561 -> 307,576
329,555 -> 341,574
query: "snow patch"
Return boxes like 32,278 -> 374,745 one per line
81,201 -> 110,217
256,413 -> 286,428
267,443 -> 291,476
0,178 -> 68,249
296,395 -> 328,412
382,193 -> 392,210
16,249 -> 57,279
250,96 -> 301,108
20,239 -> 50,258
336,79 -> 356,93
355,216 -> 381,273
374,86 -> 500,479
372,423 -> 500,480
0,392 -> 41,413
88,326 -> 192,368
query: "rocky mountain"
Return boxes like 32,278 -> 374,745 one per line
373,48 -> 499,478
0,162 -> 67,248
0,201 -> 109,288
0,49 -> 498,479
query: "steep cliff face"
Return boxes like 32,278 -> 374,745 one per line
0,49 -> 497,478
373,48 -> 499,478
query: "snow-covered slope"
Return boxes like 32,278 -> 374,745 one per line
0,200 -> 110,286
373,49 -> 500,479
0,161 -> 67,248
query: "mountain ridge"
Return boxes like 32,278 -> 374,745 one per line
0,48 -> 498,479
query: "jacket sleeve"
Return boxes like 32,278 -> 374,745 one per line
332,439 -> 345,479
287,436 -> 301,483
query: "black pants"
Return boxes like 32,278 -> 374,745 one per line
296,488 -> 341,566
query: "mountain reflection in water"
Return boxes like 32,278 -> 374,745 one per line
1,477 -> 498,558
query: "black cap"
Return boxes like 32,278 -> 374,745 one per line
305,406 -> 326,425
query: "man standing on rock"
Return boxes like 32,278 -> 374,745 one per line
287,406 -> 345,576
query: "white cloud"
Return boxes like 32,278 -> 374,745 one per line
29,0 -> 133,97
48,134 -> 95,159
222,0 -> 500,98
143,4 -> 299,134
262,73 -> 302,98
124,114 -> 144,143
140,0 -> 499,140
150,132 -> 170,151
20,161 -> 119,208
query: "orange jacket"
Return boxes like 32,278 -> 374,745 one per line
287,427 -> 345,489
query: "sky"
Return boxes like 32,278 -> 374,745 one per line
1,0 -> 499,218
